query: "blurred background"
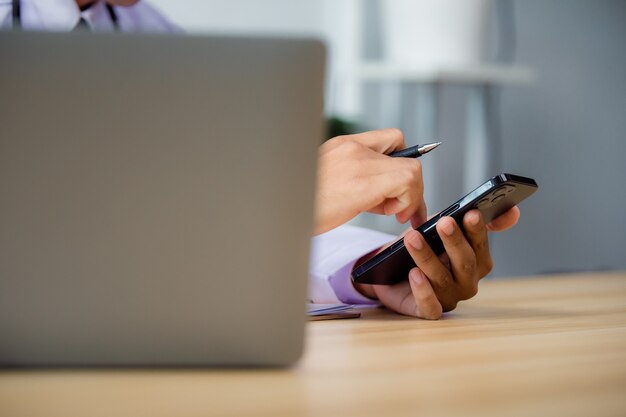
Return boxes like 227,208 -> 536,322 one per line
149,0 -> 626,278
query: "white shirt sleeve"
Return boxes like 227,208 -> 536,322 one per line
308,224 -> 395,305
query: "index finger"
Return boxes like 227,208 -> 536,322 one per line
486,206 -> 520,232
347,128 -> 406,154
408,198 -> 428,228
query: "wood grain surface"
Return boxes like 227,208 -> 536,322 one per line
1,272 -> 625,417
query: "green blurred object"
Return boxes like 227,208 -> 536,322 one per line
325,116 -> 360,141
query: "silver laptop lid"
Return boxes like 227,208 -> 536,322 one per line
0,32 -> 325,366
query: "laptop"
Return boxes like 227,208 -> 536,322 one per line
0,32 -> 325,366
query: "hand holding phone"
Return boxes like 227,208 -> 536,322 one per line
352,173 -> 538,285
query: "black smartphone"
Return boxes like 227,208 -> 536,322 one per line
351,173 -> 538,285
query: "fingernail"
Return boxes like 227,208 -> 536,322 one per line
468,211 -> 481,226
406,230 -> 423,250
440,218 -> 455,236
409,269 -> 424,285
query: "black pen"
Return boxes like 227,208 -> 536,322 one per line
389,142 -> 441,158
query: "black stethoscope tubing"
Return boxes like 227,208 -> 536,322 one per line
11,0 -> 120,31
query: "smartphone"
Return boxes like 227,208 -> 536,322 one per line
351,173 -> 538,285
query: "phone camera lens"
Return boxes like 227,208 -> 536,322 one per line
476,198 -> 491,209
491,194 -> 506,204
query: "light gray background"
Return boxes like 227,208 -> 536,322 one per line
490,1 -> 626,276
360,0 -> 626,277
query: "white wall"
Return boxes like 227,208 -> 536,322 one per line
146,0 -> 364,118
147,0 -> 325,35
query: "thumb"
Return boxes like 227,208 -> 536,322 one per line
408,268 -> 443,320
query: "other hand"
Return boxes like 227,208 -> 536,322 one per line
354,207 -> 520,319
315,128 -> 426,235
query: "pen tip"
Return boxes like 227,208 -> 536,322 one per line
419,141 -> 442,154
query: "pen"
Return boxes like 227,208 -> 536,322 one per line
389,142 -> 441,158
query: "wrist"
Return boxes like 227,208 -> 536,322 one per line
354,281 -> 377,300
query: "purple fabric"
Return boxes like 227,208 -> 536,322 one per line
328,260 -> 379,305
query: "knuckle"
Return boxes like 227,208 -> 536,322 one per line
453,231 -> 466,246
398,168 -> 413,186
442,299 -> 459,313
463,282 -> 479,299
469,282 -> 479,297
475,238 -> 489,252
461,260 -> 476,276
410,161 -> 423,186
483,257 -> 494,275
339,139 -> 361,154
385,127 -> 404,141
410,158 -> 423,175
331,134 -> 349,144
434,269 -> 453,289
397,162 -> 424,191
404,159 -> 423,178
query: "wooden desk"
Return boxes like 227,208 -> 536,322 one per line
2,272 -> 626,417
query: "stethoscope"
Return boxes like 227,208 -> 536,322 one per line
11,0 -> 120,31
